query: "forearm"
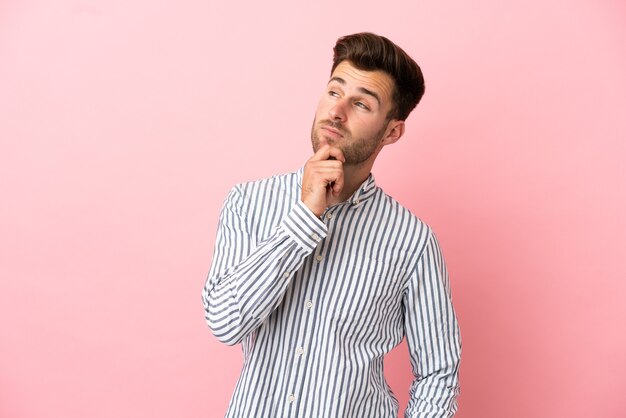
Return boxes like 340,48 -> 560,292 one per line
405,364 -> 461,418
204,225 -> 313,345
203,197 -> 326,345
405,232 -> 461,417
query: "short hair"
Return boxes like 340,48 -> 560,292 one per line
331,32 -> 425,121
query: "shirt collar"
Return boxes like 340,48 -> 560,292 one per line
296,167 -> 378,207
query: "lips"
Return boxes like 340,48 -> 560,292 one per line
320,124 -> 344,138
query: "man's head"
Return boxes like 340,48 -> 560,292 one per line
311,33 -> 424,166
331,32 -> 425,122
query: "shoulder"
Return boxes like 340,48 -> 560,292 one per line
228,169 -> 299,198
222,169 -> 301,213
374,188 -> 432,233
372,187 -> 434,255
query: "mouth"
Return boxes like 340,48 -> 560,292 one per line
320,124 -> 344,138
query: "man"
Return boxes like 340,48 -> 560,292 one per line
203,32 -> 461,418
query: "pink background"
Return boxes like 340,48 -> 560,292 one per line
1,1 -> 625,417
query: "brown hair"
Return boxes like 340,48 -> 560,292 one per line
332,32 -> 425,121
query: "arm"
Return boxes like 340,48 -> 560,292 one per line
202,185 -> 327,346
404,231 -> 461,418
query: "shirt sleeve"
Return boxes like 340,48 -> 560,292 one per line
403,231 -> 462,418
202,186 -> 327,346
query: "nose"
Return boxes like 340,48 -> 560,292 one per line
328,99 -> 347,122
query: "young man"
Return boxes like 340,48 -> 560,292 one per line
203,33 -> 461,418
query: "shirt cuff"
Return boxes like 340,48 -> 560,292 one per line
281,200 -> 328,252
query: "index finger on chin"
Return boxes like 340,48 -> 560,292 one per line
309,144 -> 332,162
327,147 -> 345,163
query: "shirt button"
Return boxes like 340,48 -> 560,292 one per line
353,198 -> 360,205
283,272 -> 290,278
305,300 -> 313,309
325,212 -> 332,219
287,394 -> 295,403
315,255 -> 323,262
296,346 -> 304,356
311,233 -> 320,241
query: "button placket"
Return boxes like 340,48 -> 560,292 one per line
295,297 -> 312,361
287,294 -> 315,410
314,236 -> 326,262
289,224 -> 324,409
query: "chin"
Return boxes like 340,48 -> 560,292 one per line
312,134 -> 331,149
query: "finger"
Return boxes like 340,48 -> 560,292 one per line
310,144 -> 346,163
327,147 -> 345,163
310,165 -> 343,180
310,166 -> 343,195
331,171 -> 344,196
304,162 -> 344,185
309,144 -> 332,162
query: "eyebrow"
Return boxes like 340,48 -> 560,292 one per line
328,76 -> 381,105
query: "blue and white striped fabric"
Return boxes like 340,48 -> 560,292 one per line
203,168 -> 461,418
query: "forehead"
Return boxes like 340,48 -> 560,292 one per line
329,61 -> 395,106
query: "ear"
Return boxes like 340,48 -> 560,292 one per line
381,120 -> 405,146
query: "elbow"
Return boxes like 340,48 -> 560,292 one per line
206,316 -> 245,346
202,291 -> 245,346
202,282 -> 255,346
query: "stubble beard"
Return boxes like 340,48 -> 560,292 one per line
310,118 -> 388,166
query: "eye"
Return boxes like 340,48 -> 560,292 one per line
328,90 -> 340,98
355,101 -> 370,110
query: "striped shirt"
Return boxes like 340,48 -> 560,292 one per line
202,168 -> 461,418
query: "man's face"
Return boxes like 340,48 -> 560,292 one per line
311,61 -> 397,166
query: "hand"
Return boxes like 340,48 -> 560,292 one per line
301,145 -> 346,217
